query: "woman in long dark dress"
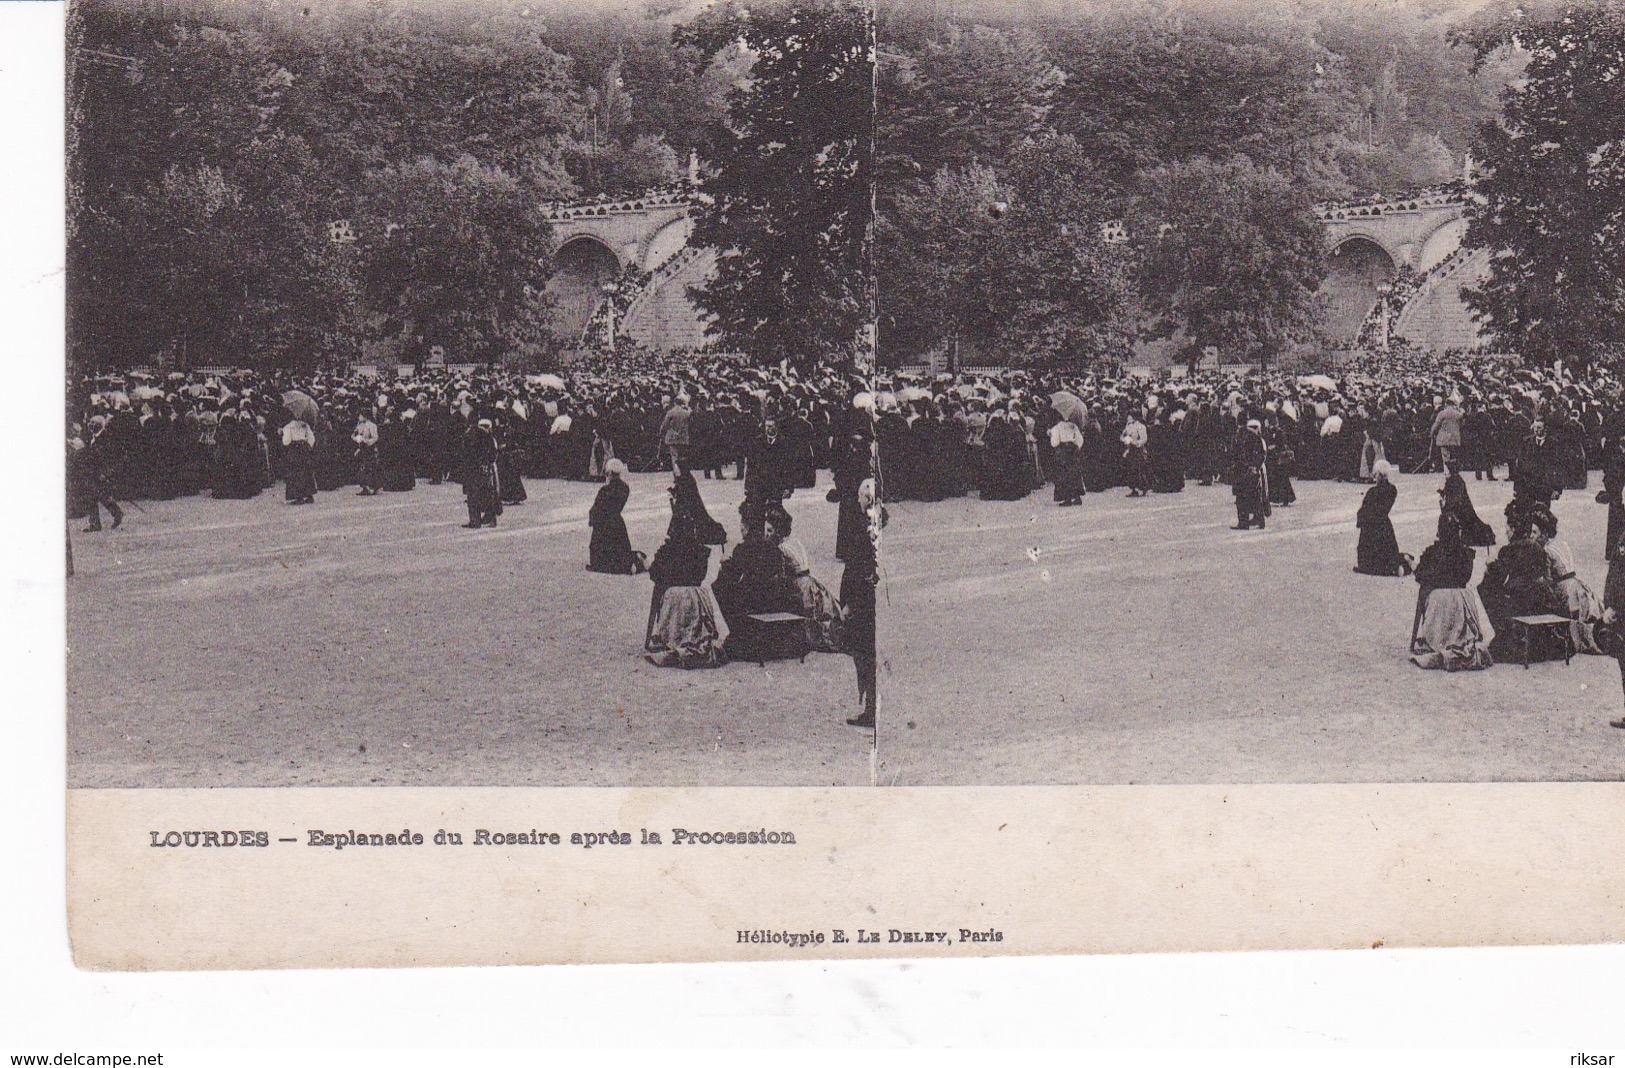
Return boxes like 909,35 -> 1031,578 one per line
712,523 -> 803,663
1439,471 -> 1495,548
1478,506 -> 1569,663
980,409 -> 1030,501
496,419 -> 527,504
281,418 -> 317,505
213,410 -> 260,499
586,460 -> 642,575
1354,462 -> 1410,576
379,411 -> 416,492
671,471 -> 727,547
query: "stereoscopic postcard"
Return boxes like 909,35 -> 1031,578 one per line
61,0 -> 1624,969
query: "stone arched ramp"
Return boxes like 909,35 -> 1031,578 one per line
1316,189 -> 1491,351
541,188 -> 714,355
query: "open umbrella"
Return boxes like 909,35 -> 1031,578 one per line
281,389 -> 320,425
527,373 -> 566,390
898,386 -> 931,402
1298,374 -> 1338,392
1050,391 -> 1089,431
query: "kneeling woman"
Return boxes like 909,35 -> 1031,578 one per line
1354,462 -> 1411,576
767,506 -> 844,653
1478,506 -> 1569,663
1533,506 -> 1605,654
1410,514 -> 1494,671
643,522 -> 726,669
713,522 -> 804,663
586,460 -> 644,575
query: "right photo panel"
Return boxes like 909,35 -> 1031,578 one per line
872,0 -> 1625,783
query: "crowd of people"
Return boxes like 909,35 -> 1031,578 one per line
66,348 -> 882,727
66,350 -> 862,519
871,350 -> 1625,726
873,352 -> 1619,520
67,345 -> 1625,729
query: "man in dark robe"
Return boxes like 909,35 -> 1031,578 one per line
1462,397 -> 1496,481
461,418 -> 501,528
1602,412 -> 1625,560
841,479 -> 881,728
1231,419 -> 1269,530
690,399 -> 722,480
785,408 -> 819,490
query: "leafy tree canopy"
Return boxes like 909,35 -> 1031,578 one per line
1458,2 -> 1625,365
680,0 -> 874,371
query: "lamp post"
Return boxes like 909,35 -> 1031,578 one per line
601,279 -> 617,354
1375,281 -> 1393,353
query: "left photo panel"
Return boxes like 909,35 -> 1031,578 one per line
65,0 -> 881,789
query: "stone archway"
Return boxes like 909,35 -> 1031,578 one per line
545,235 -> 623,348
1322,236 -> 1398,347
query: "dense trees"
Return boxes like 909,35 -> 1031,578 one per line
67,0 -> 724,371
1459,3 -> 1625,366
69,0 -> 1623,374
1133,157 -> 1327,370
874,0 -> 1518,367
681,0 -> 874,371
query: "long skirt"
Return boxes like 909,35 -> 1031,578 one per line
645,586 -> 727,669
498,454 -> 527,504
283,445 -> 316,503
1359,438 -> 1386,481
1051,443 -> 1082,503
588,518 -> 640,575
793,572 -> 845,653
1356,521 -> 1406,576
284,469 -> 316,503
1269,466 -> 1296,506
1411,587 -> 1495,671
1557,574 -> 1606,654
355,447 -> 381,490
589,436 -> 614,481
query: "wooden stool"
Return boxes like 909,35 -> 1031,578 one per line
1507,614 -> 1574,668
745,611 -> 808,666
